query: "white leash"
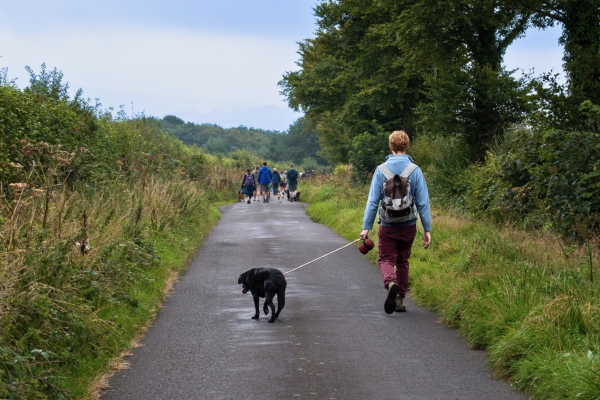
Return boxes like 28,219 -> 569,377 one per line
283,238 -> 361,276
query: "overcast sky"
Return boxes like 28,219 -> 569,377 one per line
1,0 -> 565,131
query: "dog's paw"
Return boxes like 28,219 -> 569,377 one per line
263,306 -> 269,315
268,319 -> 275,323
252,315 -> 259,319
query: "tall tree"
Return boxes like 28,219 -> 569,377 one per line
400,0 -> 535,159
280,0 -> 426,140
531,0 -> 600,105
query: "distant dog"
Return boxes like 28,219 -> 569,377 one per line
289,191 -> 301,202
237,191 -> 244,202
238,268 -> 286,323
277,190 -> 285,203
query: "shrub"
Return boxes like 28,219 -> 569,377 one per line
462,106 -> 600,235
348,127 -> 389,181
408,132 -> 472,205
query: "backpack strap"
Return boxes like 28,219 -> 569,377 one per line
377,162 -> 419,179
400,163 -> 418,178
376,164 -> 394,180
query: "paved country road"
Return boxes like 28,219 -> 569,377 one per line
102,199 -> 526,400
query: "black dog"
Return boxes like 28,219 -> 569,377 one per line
238,268 -> 286,323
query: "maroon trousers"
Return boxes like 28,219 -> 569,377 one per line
377,224 -> 417,297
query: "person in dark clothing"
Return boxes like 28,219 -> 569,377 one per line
286,163 -> 299,201
272,168 -> 281,197
241,168 -> 255,204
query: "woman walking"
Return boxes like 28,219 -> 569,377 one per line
360,130 -> 431,314
241,168 -> 255,204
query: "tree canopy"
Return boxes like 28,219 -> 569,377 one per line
280,0 -> 600,167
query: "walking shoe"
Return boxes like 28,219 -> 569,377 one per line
267,197 -> 270,203
384,281 -> 400,314
395,294 -> 406,312
247,199 -> 251,204
263,199 -> 266,203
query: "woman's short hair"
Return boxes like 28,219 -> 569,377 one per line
389,130 -> 410,152
247,168 -> 251,173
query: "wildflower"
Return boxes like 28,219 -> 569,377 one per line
20,144 -> 39,156
9,182 -> 27,194
32,188 -> 45,197
52,155 -> 70,166
9,162 -> 23,170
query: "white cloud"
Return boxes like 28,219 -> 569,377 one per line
0,27 -> 301,128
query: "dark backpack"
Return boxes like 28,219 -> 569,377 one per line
245,173 -> 254,186
377,163 -> 419,224
289,169 -> 298,180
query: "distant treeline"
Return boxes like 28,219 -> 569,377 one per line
157,115 -> 329,167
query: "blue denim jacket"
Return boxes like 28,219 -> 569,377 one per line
363,154 -> 431,231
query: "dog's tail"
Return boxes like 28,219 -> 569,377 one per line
276,287 -> 285,314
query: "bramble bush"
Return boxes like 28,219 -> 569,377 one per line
407,101 -> 600,237
463,102 -> 600,236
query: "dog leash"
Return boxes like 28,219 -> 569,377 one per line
283,238 -> 361,276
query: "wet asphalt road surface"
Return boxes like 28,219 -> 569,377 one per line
102,198 -> 526,400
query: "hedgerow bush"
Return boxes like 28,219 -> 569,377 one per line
463,102 -> 600,235
408,132 -> 471,205
408,101 -> 600,236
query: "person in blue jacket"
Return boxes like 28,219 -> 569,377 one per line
360,130 -> 432,314
257,162 -> 273,203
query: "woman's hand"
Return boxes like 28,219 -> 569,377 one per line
360,229 -> 370,240
423,231 -> 431,249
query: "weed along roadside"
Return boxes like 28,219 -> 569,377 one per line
0,156 -> 227,399
301,174 -> 600,400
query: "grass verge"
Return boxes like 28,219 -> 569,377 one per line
301,174 -> 600,400
84,205 -> 221,399
1,170 -> 223,399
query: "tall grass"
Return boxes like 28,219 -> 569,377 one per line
0,143 -> 239,398
302,173 -> 600,399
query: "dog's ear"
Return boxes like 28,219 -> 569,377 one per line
238,272 -> 245,284
246,269 -> 254,280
